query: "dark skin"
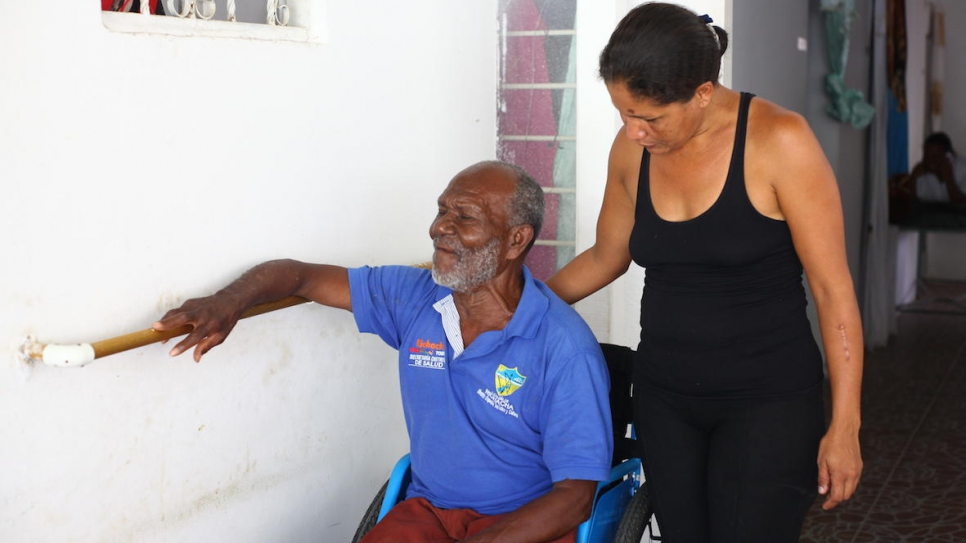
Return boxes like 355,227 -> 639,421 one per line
153,162 -> 597,543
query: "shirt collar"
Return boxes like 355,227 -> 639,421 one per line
432,266 -> 548,349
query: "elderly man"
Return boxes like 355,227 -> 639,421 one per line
153,161 -> 613,543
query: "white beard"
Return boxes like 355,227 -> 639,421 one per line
432,237 -> 501,292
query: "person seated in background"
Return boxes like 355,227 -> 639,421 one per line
153,161 -> 614,543
909,132 -> 966,203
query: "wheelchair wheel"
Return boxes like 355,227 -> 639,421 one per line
350,480 -> 388,543
614,482 -> 653,543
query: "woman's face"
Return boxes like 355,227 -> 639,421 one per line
606,81 -> 707,155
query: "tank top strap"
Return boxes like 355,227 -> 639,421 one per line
727,92 -> 755,184
636,149 -> 652,211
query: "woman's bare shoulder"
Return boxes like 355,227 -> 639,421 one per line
607,128 -> 644,201
747,96 -> 814,149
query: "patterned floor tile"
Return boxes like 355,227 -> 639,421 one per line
799,285 -> 966,542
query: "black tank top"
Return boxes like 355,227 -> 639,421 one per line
629,92 -> 823,399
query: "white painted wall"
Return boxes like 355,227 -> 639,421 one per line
572,0 -> 622,343
0,2 -> 496,542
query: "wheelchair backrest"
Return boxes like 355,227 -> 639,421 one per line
599,343 -> 637,466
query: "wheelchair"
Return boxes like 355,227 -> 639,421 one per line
350,343 -> 654,543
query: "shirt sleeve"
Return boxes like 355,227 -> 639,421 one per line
348,265 -> 436,350
539,342 -> 614,483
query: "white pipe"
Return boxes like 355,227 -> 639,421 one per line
40,344 -> 96,367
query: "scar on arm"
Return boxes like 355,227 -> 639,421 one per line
837,324 -> 851,362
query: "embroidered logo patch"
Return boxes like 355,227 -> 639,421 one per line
407,338 -> 446,370
494,364 -> 526,396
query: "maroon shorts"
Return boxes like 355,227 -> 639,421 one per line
359,497 -> 578,543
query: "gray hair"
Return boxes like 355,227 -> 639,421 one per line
482,161 -> 544,246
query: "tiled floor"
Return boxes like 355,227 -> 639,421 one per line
799,284 -> 966,542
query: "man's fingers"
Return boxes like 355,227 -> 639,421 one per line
153,311 -> 188,332
168,324 -> 214,357
194,334 -> 224,362
183,330 -> 229,362
169,335 -> 200,358
153,297 -> 239,361
192,344 -> 207,363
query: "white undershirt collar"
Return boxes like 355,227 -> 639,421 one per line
433,294 -> 465,358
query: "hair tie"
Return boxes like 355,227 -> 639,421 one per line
698,14 -> 720,50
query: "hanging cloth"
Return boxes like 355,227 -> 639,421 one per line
886,0 -> 909,177
886,0 -> 908,112
821,0 -> 875,129
928,7 -> 945,132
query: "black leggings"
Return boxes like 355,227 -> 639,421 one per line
634,385 -> 824,543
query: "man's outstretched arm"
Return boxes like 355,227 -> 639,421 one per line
460,479 -> 597,543
153,259 -> 350,362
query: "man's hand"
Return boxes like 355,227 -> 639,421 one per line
458,479 -> 596,543
151,259 -> 352,362
153,294 -> 246,362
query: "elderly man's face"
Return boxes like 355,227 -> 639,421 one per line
430,166 -> 515,292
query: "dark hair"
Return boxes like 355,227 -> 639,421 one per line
924,132 -> 954,155
599,2 -> 729,104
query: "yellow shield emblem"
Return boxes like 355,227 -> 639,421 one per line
495,364 -> 526,397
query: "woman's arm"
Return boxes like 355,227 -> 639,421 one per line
546,131 -> 639,303
757,105 -> 864,510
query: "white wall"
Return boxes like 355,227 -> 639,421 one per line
572,0 -> 623,342
0,2 -> 496,542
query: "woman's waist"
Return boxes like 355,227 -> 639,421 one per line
640,285 -> 810,342
641,264 -> 805,297
633,332 -> 824,399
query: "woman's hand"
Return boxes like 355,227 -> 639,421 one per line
816,425 -> 863,510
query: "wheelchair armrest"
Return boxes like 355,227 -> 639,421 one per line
599,457 -> 642,493
377,453 -> 412,522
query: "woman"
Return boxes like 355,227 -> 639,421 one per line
546,3 -> 863,541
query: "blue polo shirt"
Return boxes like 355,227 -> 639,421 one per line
348,265 -> 613,515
